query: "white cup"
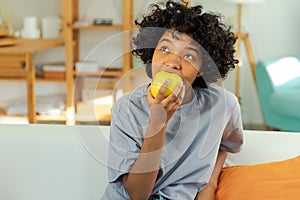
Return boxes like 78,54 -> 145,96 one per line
21,16 -> 40,39
42,16 -> 61,39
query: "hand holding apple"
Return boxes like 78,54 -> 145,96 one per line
150,71 -> 182,98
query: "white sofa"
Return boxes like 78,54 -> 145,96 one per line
1,124 -> 300,200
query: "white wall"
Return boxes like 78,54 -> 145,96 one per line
0,0 -> 299,126
196,0 -> 300,125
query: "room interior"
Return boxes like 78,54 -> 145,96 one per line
0,0 -> 300,199
0,0 -> 299,130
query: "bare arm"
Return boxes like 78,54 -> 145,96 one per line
194,150 -> 227,200
122,121 -> 167,200
123,82 -> 184,200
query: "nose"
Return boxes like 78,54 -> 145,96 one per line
164,53 -> 182,70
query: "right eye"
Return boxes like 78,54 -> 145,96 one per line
160,46 -> 170,53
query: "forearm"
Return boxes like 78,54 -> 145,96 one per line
195,150 -> 227,200
123,84 -> 182,199
208,150 -> 227,188
123,122 -> 167,200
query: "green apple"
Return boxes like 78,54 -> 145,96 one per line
151,71 -> 182,98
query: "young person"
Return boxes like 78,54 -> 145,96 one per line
102,1 -> 243,199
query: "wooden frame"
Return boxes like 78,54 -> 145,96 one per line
62,0 -> 133,125
0,39 -> 63,123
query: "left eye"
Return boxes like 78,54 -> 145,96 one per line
184,54 -> 194,60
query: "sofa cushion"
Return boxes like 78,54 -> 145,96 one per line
215,155 -> 300,200
269,89 -> 300,119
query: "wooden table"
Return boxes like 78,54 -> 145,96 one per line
0,39 -> 64,123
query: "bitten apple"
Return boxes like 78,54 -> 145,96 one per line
151,71 -> 182,98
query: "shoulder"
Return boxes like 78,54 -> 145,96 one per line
195,85 -> 239,109
112,84 -> 149,119
110,84 -> 150,136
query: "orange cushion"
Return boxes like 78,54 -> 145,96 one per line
215,155 -> 300,200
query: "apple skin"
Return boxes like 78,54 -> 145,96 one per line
151,71 -> 182,98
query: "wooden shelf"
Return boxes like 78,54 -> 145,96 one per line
0,76 -> 65,82
36,77 -> 66,82
0,105 -> 111,124
0,38 -> 64,55
0,1 -> 134,125
0,112 -> 111,125
0,76 -> 26,81
36,114 -> 67,122
0,38 -> 65,123
71,24 -> 123,30
61,0 -> 133,125
0,107 -> 67,124
0,107 -> 7,115
74,69 -> 123,77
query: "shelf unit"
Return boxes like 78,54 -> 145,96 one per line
61,0 -> 133,125
0,38 -> 64,123
0,0 -> 133,125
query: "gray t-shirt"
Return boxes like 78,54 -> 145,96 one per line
102,84 -> 243,200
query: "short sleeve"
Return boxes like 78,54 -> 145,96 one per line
107,103 -> 144,183
220,95 -> 243,153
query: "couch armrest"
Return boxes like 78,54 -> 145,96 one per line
225,130 -> 300,166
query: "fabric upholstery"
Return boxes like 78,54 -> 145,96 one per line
256,56 -> 300,131
215,156 -> 300,200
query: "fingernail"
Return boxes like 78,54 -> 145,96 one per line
164,78 -> 170,85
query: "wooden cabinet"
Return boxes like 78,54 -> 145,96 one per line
61,0 -> 133,125
0,0 -> 133,125
0,39 -> 64,123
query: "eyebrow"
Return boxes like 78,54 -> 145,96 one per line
159,38 -> 200,56
186,47 -> 200,56
159,38 -> 172,44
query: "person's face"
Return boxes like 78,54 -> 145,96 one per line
152,30 -> 202,87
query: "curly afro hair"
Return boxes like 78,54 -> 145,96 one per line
132,0 -> 238,88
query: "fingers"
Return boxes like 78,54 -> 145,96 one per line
147,79 -> 185,107
155,78 -> 170,100
146,79 -> 169,103
147,80 -> 185,123
172,81 -> 185,103
178,84 -> 185,104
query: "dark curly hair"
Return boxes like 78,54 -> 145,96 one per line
132,0 -> 238,88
